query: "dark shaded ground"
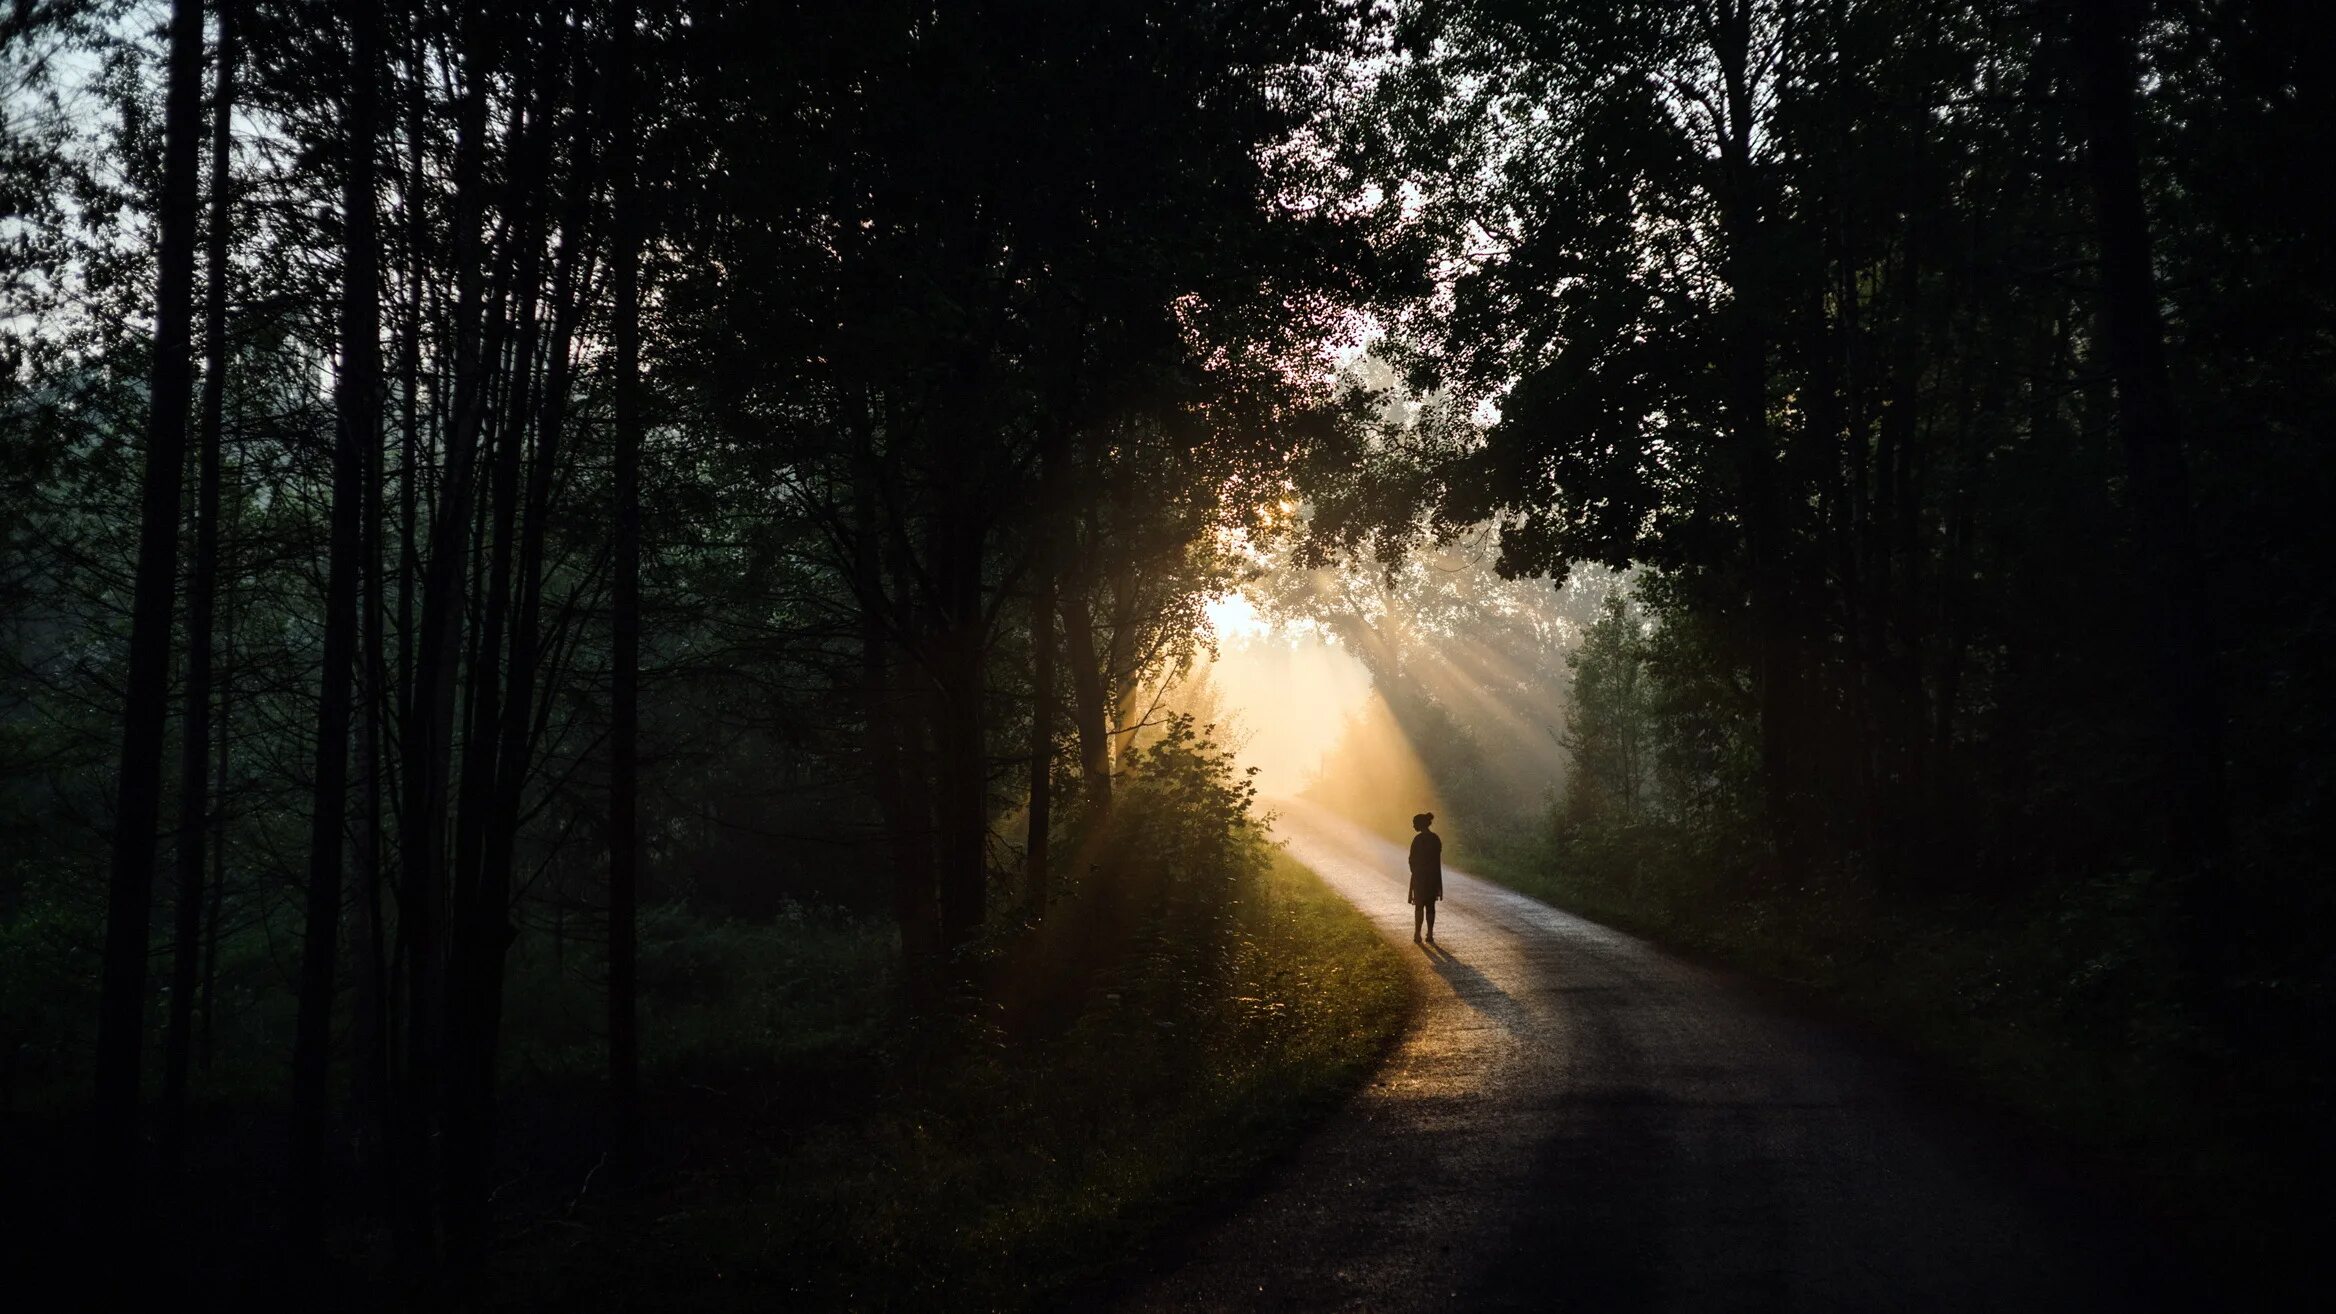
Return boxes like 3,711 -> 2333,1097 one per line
1109,801 -> 2219,1313
2,849 -> 1409,1312
0,1051 -> 888,1310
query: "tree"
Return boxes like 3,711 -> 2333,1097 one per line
1562,594 -> 1655,824
290,0 -> 381,1240
93,0 -> 207,1191
658,0 -> 1386,960
2066,0 -> 2228,899
160,0 -> 238,1175
606,0 -> 646,1190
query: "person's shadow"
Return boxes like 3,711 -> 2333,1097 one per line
1419,940 -> 1531,1033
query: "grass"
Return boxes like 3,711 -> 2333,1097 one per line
1,847 -> 1412,1312
5,722 -> 1417,1309
498,846 -> 1412,1312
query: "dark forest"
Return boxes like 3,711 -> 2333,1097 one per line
2,0 -> 2328,1308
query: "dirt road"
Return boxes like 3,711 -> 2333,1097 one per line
1113,802 -> 2196,1312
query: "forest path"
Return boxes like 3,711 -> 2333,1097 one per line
1108,800 -> 2193,1312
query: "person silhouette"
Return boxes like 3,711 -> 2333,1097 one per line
1408,812 -> 1443,944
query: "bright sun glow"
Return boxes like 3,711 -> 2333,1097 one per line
1183,553 -> 1578,839
1203,591 -> 1270,641
1191,593 -> 1393,804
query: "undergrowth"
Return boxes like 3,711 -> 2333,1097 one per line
505,848 -> 1407,1312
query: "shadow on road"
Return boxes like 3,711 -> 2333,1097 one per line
1421,941 -> 1532,1033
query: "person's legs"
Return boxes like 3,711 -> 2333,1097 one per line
1413,902 -> 1424,942
1425,901 -> 1436,942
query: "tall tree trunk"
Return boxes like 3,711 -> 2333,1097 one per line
1027,579 -> 1055,912
1061,588 -> 1112,809
398,7 -> 497,1252
2070,0 -> 2230,931
606,0 -> 646,1187
863,628 -> 926,959
161,0 -> 236,1175
350,347 -> 389,1176
94,0 -> 206,1191
851,439 -> 939,970
450,44 -> 552,941
442,64 -> 556,1254
349,7 -> 397,1173
897,693 -> 942,957
482,79 -> 594,1096
1102,562 -> 1140,750
1711,3 -> 1803,877
292,0 -> 381,1242
382,23 -> 426,1240
199,595 -> 233,1073
396,25 -> 425,748
934,522 -> 989,948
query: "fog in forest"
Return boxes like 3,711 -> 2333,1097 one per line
1181,534 -> 1623,855
5,0 -> 2328,1305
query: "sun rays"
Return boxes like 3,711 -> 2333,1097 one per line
1182,536 -> 1608,843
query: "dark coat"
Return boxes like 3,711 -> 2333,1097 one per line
1407,830 -> 1443,904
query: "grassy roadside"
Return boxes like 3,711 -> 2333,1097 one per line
1453,837 -> 2297,1288
501,846 -> 1411,1312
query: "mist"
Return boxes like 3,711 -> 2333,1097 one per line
1187,533 -> 1626,855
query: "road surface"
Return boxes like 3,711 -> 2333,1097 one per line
1112,802 -> 2196,1312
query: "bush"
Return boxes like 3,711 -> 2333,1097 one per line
1091,712 -> 1270,905
500,719 -> 1412,1312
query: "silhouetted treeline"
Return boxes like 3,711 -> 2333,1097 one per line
1304,0 -> 2331,1264
1,0 -> 1390,1280
5,0 -> 2329,1292
1313,0 -> 2327,953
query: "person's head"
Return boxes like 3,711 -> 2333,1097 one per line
1413,812 -> 1434,833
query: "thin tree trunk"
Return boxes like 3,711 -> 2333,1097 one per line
450,48 -> 552,934
350,424 -> 388,1173
1062,588 -> 1112,809
933,504 -> 989,947
1027,579 -> 1055,912
399,8 -> 497,1253
864,627 -> 927,959
483,104 -> 591,1002
896,693 -> 942,961
381,21 -> 426,1240
291,0 -> 381,1242
396,24 -> 425,748
161,0 -> 236,1175
1711,4 -> 1803,878
95,0 -> 206,1192
199,595 -> 233,1073
606,0 -> 646,1187
443,42 -> 562,1257
350,169 -> 391,1182
851,439 -> 939,971
345,3 -> 412,1180
2070,0 -> 2230,930
1103,563 -> 1140,750
480,85 -> 597,1084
